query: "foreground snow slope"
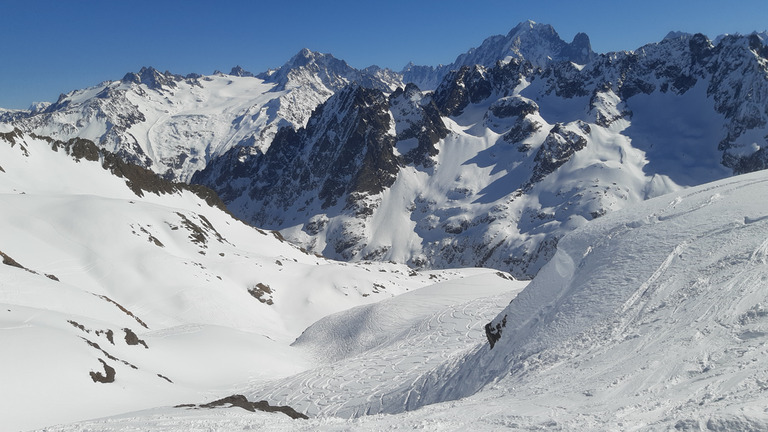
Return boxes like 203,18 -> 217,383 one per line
0,130 -> 488,431
366,168 -> 768,429
40,169 -> 768,431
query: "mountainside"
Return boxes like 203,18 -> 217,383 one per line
4,22 -> 768,280
6,20 -> 768,432
0,128 -> 485,431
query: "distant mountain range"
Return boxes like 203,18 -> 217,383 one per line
4,20 -> 768,278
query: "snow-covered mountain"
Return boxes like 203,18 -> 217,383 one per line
194,28 -> 768,278
5,20 -> 768,432
4,51 -> 401,183
402,20 -> 597,90
0,128 -> 492,431
5,21 -> 768,280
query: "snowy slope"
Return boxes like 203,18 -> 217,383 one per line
36,169 -> 768,430
0,130 -> 484,431
364,169 -> 768,430
10,70 -> 284,181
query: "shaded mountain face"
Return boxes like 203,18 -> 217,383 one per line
192,83 -> 449,261
5,22 -> 768,278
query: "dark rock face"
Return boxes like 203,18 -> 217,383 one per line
123,328 -> 148,348
530,123 -> 589,185
433,60 -> 532,117
489,95 -> 539,119
192,394 -> 308,420
89,359 -> 116,383
229,65 -> 254,77
261,85 -> 398,211
389,83 -> 448,167
433,66 -> 491,117
562,32 -> 596,65
194,84 -> 400,234
485,314 -> 507,349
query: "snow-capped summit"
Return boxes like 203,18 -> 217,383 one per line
28,101 -> 51,113
259,47 -> 401,92
454,20 -> 597,69
403,20 -> 597,90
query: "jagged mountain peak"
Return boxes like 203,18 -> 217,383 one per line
505,19 -> 555,38
229,65 -> 254,77
454,20 -> 597,69
663,30 -> 694,41
288,47 -> 344,68
258,47 -> 401,95
403,21 -> 597,90
121,66 -> 182,90
260,48 -> 350,82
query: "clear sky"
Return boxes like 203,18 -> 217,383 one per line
1,0 -> 767,109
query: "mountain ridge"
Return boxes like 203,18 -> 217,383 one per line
4,22 -> 768,278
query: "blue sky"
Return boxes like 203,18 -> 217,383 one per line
1,0 -> 767,109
